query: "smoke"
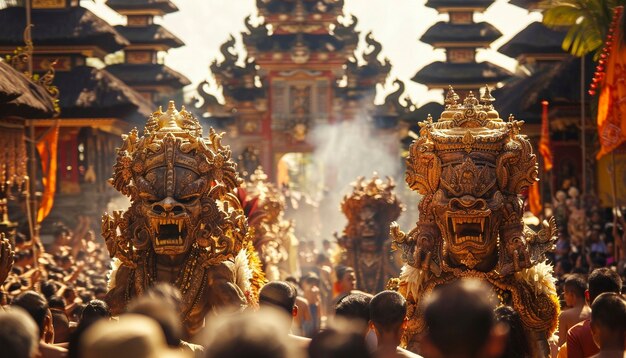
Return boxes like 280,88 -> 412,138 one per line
308,111 -> 420,240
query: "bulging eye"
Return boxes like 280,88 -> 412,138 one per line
139,192 -> 159,204
178,194 -> 200,204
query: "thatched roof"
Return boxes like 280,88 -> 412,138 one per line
0,61 -> 55,118
53,65 -> 152,119
0,7 -> 128,55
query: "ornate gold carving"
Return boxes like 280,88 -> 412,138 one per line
391,87 -> 559,352
337,175 -> 403,293
103,101 -> 263,336
241,167 -> 295,281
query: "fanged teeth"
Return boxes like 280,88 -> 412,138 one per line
155,236 -> 183,246
151,217 -> 185,235
456,236 -> 481,244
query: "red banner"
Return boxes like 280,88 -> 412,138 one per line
597,7 -> 626,159
36,126 -> 59,223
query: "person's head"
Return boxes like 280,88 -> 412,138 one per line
11,290 -> 53,341
334,292 -> 372,335
369,290 -> 407,340
563,274 -> 587,307
495,306 -> 534,358
127,296 -> 182,348
0,308 -> 40,358
422,279 -> 506,358
589,292 -> 626,350
259,281 -> 298,318
587,267 -> 622,304
40,280 -> 59,300
202,309 -> 304,358
301,272 -> 320,297
80,299 -> 111,327
144,283 -> 183,313
308,324 -> 372,358
81,314 -> 186,358
335,266 -> 356,293
53,224 -> 71,245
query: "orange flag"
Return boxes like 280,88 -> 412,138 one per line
528,182 -> 542,217
539,100 -> 553,171
597,6 -> 626,159
36,125 -> 59,223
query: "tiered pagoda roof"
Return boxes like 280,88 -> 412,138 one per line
421,22 -> 502,47
106,0 -> 178,15
413,62 -> 510,87
242,3 -> 360,66
113,24 -> 184,50
413,0 -> 511,91
494,55 -> 593,125
0,7 -> 128,57
54,65 -> 152,119
105,0 -> 190,102
0,6 -> 151,121
426,0 -> 495,11
498,22 -> 566,59
508,0 -> 543,10
107,63 -> 189,89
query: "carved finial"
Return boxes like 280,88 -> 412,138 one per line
445,86 -> 460,108
463,91 -> 479,108
427,114 -> 433,124
508,114 -> 515,122
481,85 -> 495,108
250,166 -> 268,182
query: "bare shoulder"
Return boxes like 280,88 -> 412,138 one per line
397,347 -> 423,358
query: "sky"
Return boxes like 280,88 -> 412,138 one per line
82,0 -> 542,107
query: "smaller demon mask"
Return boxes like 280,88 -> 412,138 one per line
340,175 -> 403,252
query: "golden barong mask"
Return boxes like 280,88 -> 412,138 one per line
104,101 -> 245,264
399,88 -> 542,274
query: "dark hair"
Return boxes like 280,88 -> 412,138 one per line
335,292 -> 372,323
11,290 -> 49,337
259,281 -> 297,314
145,283 -> 183,312
370,290 -> 406,332
47,295 -> 66,310
335,266 -> 354,281
40,280 -> 59,300
423,279 -> 496,358
563,274 -> 587,299
590,292 -> 626,332
316,253 -> 330,265
80,299 -> 111,326
495,306 -> 533,358
127,296 -> 182,347
0,309 -> 39,358
588,268 -> 622,303
308,327 -> 372,358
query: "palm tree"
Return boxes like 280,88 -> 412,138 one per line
542,0 -> 626,58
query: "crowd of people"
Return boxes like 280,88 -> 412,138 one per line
0,186 -> 625,357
